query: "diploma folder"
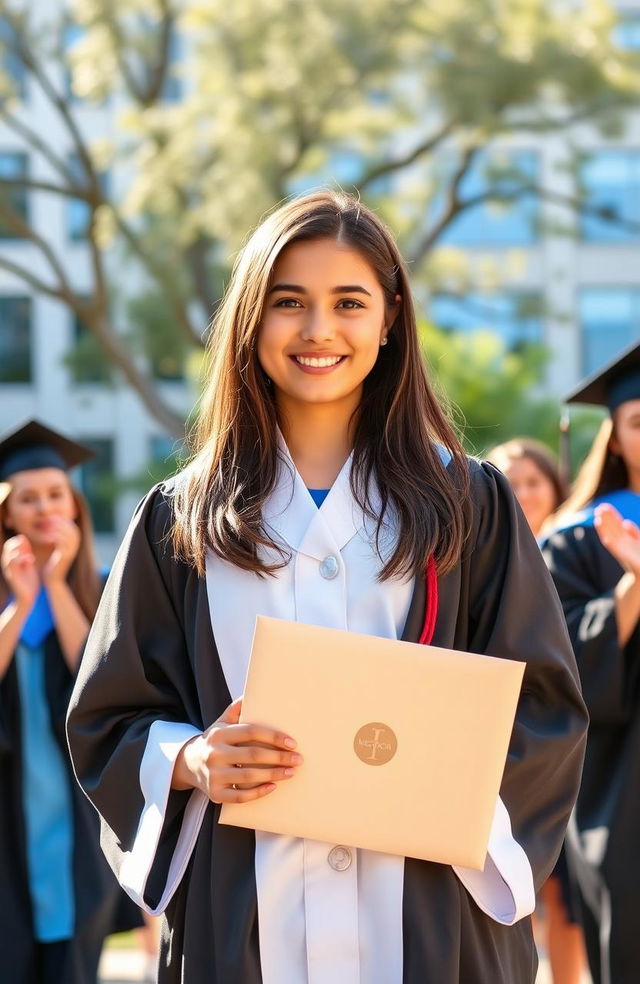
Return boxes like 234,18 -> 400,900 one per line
219,616 -> 525,869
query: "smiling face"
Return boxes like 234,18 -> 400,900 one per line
501,456 -> 558,537
257,238 -> 396,416
3,468 -> 77,548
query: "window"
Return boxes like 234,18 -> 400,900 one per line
433,150 -> 539,247
430,291 -> 542,349
580,152 -> 640,242
579,288 -> 640,374
77,438 -> 115,533
63,22 -> 83,101
160,28 -> 183,102
614,15 -> 640,51
66,154 -> 108,242
0,152 -> 28,237
0,16 -> 26,100
150,435 -> 184,472
0,296 -> 31,382
67,307 -> 112,383
145,435 -> 185,487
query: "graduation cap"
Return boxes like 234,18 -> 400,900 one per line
0,419 -> 95,483
560,338 -> 640,480
565,339 -> 640,412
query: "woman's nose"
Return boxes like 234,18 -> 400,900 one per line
300,308 -> 335,341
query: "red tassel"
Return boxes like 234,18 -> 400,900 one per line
419,555 -> 438,645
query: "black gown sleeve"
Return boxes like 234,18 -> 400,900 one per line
67,483 -> 206,910
542,523 -> 640,726
463,462 -> 588,894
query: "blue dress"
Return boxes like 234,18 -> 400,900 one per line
15,589 -> 74,941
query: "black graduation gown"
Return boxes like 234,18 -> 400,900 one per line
0,609 -> 141,984
67,460 -> 588,984
543,519 -> 640,984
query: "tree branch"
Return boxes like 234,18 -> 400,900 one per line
0,254 -> 68,301
410,145 -> 480,262
0,203 -> 77,296
113,212 -> 203,346
185,234 -> 217,320
5,14 -> 99,189
100,3 -> 176,107
0,109 -> 76,184
358,120 -> 457,190
411,178 -> 640,265
0,176 -> 94,202
80,308 -> 186,438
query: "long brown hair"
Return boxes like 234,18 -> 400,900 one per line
0,480 -> 101,620
172,191 -> 471,580
554,417 -> 627,523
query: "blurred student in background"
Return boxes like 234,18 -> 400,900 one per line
543,341 -> 640,984
0,420 -> 141,984
488,438 -> 587,984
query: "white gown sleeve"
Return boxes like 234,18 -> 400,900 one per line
452,796 -> 535,925
118,720 -> 209,915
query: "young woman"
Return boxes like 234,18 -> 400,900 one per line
487,438 -> 567,539
542,341 -> 640,984
0,420 -> 141,984
487,438 -> 587,984
67,191 -> 587,984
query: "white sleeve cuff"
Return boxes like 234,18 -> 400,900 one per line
118,720 -> 209,915
452,796 -> 535,925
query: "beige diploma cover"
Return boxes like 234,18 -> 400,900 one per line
219,616 -> 525,869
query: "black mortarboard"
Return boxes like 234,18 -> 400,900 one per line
559,339 -> 640,483
564,339 -> 640,412
0,419 -> 94,482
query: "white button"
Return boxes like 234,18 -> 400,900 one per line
327,845 -> 352,871
319,555 -> 339,579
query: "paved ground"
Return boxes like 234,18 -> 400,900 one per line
98,947 -> 591,983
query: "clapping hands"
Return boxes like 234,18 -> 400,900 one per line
594,504 -> 640,575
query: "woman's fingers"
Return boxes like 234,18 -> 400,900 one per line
594,503 -> 623,536
220,782 -> 278,804
216,697 -> 243,726
623,519 -> 640,541
217,721 -> 297,751
218,765 -> 296,786
213,743 -> 302,769
200,700 -> 301,803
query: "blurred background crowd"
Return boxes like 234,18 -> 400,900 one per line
0,0 -> 639,981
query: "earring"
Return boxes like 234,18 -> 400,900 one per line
380,337 -> 388,347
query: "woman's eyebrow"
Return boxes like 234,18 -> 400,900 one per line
330,285 -> 371,296
268,282 -> 372,296
268,283 -> 307,294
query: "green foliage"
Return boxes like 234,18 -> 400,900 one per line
420,323 -> 608,474
127,291 -> 190,380
420,322 -> 561,455
63,321 -> 115,384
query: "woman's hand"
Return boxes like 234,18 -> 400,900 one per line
594,504 -> 640,575
172,697 -> 303,803
41,518 -> 81,586
1,535 -> 39,609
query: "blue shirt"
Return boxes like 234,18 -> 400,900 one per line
14,591 -> 75,942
